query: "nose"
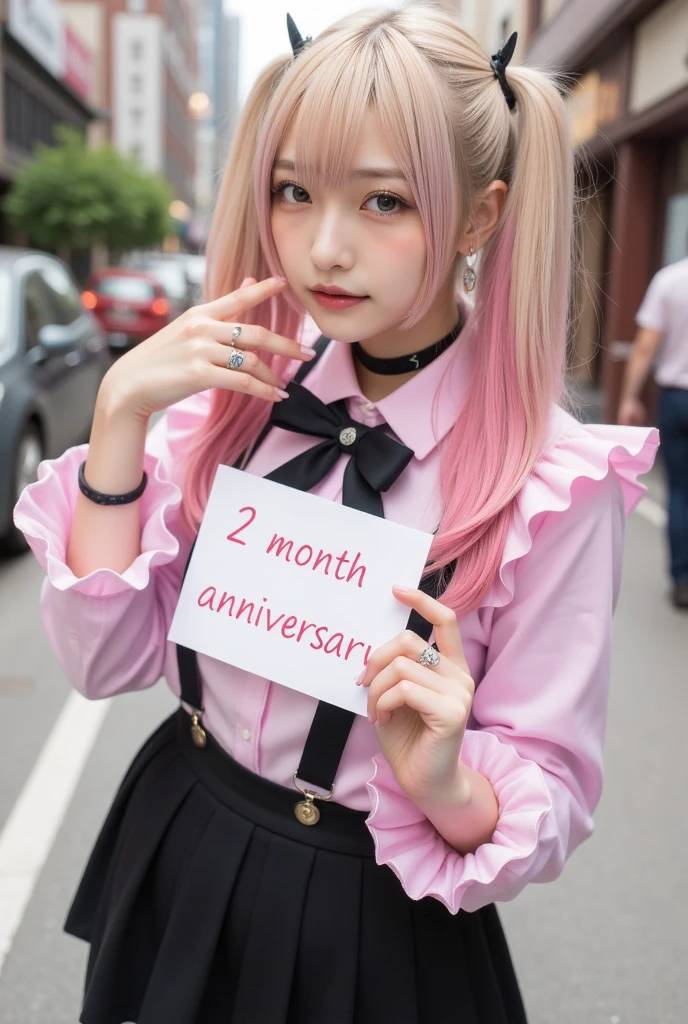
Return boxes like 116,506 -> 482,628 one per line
309,207 -> 355,272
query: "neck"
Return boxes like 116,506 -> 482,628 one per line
354,290 -> 460,401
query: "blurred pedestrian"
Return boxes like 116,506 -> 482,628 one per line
619,252 -> 688,609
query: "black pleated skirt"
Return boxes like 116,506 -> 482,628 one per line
65,708 -> 527,1024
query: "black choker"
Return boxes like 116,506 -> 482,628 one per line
352,313 -> 463,375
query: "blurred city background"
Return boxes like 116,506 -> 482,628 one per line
0,1 -> 686,1022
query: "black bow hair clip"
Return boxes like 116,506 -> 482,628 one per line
287,13 -> 312,58
489,30 -> 518,110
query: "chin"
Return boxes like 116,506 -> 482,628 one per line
301,300 -> 372,344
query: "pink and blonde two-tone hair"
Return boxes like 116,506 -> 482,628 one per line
183,2 -> 575,618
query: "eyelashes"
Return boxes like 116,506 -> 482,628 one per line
270,181 -> 310,204
270,179 -> 409,218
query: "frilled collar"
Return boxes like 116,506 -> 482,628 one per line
300,319 -> 472,461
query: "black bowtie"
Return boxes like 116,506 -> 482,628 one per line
267,380 -> 414,517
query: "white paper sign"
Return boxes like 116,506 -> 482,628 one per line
168,466 -> 433,715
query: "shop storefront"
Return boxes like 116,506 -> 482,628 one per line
527,0 -> 688,421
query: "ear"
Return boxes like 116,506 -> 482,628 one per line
457,180 -> 508,255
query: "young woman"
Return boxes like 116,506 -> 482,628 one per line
15,5 -> 658,1022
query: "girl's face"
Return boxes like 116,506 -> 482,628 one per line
270,109 -> 431,345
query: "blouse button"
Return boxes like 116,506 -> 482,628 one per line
241,729 -> 252,741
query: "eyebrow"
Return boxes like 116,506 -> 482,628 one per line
272,158 -> 407,181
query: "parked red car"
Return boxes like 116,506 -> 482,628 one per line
82,268 -> 173,351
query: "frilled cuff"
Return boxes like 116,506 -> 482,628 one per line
13,444 -> 183,597
365,729 -> 554,914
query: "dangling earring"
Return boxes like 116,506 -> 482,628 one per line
463,245 -> 477,293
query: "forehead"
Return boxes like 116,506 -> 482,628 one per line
273,107 -> 404,183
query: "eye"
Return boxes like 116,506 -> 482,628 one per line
271,181 -> 311,205
364,191 -> 407,216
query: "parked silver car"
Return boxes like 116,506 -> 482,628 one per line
0,248 -> 111,554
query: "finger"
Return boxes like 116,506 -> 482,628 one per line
209,321 -> 316,363
374,680 -> 459,728
210,343 -> 281,388
203,363 -> 288,403
367,656 -> 456,720
359,630 -> 453,687
391,586 -> 467,669
202,276 -> 286,321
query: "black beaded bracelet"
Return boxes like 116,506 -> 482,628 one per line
78,461 -> 147,506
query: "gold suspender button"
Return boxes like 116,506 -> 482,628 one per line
292,773 -> 335,826
295,794 -> 320,825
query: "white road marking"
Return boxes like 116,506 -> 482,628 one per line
0,691 -> 111,976
634,495 -> 667,529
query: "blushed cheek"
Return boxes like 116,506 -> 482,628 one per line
374,225 -> 426,294
270,214 -> 290,267
272,216 -> 311,289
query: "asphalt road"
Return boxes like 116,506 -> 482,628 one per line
0,478 -> 685,1024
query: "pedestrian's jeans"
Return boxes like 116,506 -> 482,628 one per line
657,386 -> 688,584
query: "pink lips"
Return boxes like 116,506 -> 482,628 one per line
310,290 -> 368,310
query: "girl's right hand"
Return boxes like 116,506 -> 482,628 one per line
99,275 -> 313,421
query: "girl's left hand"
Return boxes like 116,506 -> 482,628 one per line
358,585 -> 475,804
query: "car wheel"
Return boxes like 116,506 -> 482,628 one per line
0,424 -> 44,556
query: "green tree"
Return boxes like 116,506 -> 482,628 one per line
3,125 -> 174,256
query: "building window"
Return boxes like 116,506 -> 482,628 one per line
4,73 -> 61,152
130,39 -> 144,60
130,142 -> 144,162
130,73 -> 143,94
127,0 -> 147,12
130,108 -> 143,127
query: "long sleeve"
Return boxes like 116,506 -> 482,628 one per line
12,394 -> 211,699
364,419 -> 658,913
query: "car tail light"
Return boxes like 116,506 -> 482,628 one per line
151,298 -> 169,316
82,290 -> 98,309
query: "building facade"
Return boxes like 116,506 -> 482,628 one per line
527,0 -> 688,420
0,0 -> 95,245
436,0 -> 527,58
66,0 -> 198,211
193,0 -> 240,247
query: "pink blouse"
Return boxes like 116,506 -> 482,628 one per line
13,330 -> 658,915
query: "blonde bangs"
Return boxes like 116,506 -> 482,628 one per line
289,42 -> 376,189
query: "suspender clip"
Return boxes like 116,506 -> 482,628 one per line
189,708 -> 207,749
293,773 -> 334,825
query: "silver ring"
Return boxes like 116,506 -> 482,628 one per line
419,646 -> 440,668
231,326 -> 241,348
227,349 -> 245,370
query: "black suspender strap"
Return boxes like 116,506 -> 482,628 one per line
293,566 -> 449,793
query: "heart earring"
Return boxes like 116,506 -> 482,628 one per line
463,245 -> 477,293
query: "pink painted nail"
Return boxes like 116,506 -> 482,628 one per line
275,388 -> 290,399
355,669 -> 366,686
393,584 -> 411,593
271,275 -> 287,284
300,346 -> 317,358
